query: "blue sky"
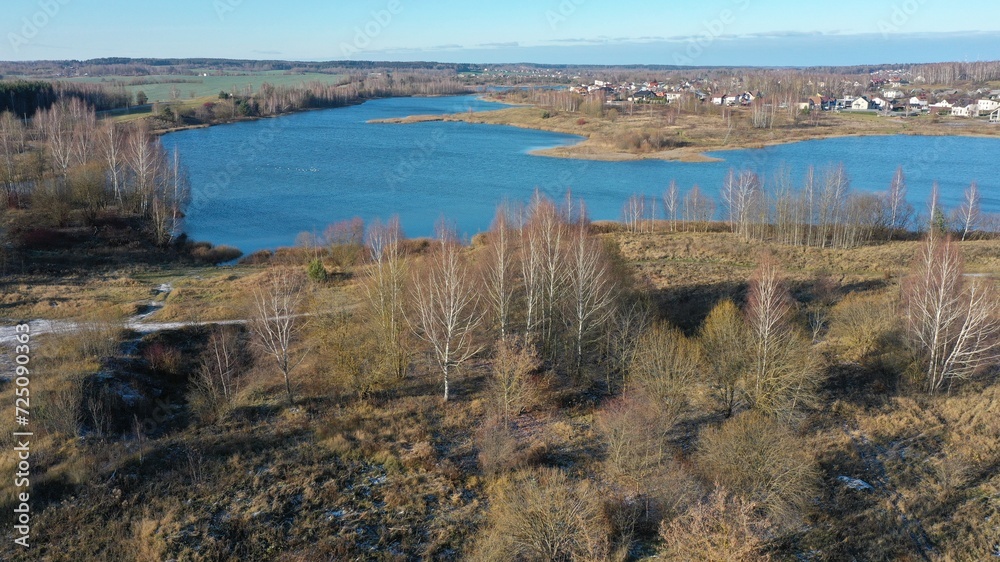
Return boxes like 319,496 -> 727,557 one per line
3,0 -> 999,65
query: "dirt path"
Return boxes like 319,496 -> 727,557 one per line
0,283 -> 247,367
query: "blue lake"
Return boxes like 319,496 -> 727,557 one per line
162,95 -> 1000,253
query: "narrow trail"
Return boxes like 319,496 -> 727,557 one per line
0,283 -> 249,343
0,283 -> 247,376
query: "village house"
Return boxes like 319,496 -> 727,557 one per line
951,104 -> 978,118
977,99 -> 1000,114
908,96 -> 928,111
628,90 -> 656,102
850,96 -> 871,110
807,95 -> 836,111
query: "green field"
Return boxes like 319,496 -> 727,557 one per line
58,71 -> 346,102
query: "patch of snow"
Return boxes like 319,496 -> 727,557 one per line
837,476 -> 875,491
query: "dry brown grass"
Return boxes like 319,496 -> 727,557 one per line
2,229 -> 998,561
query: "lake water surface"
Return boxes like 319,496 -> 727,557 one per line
163,95 -> 1000,253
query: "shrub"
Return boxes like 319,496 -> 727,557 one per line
474,468 -> 608,561
190,242 -> 243,265
476,420 -> 521,478
239,249 -> 273,265
629,323 -> 701,413
699,300 -> 747,417
306,258 -> 328,283
188,326 -> 249,424
143,342 -> 184,375
695,412 -> 817,526
828,291 -> 900,363
658,487 -> 771,562
487,337 -> 541,424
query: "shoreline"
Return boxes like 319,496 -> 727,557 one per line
369,104 -> 1000,163
151,91 -> 479,136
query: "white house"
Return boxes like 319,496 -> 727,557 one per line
929,100 -> 953,109
870,97 -> 888,109
883,89 -> 904,99
909,96 -> 928,109
951,105 -> 971,117
851,97 -> 871,110
977,99 -> 1000,114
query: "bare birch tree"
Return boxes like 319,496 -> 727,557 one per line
956,181 -> 981,241
192,326 -> 247,420
363,216 -> 410,381
0,111 -> 25,201
886,166 -> 907,240
481,203 -> 520,341
664,179 -> 679,232
903,236 -> 1000,393
744,256 -> 819,416
126,120 -> 161,215
410,221 -> 483,401
250,268 -> 308,405
98,120 -> 128,208
526,193 -> 569,357
564,213 -> 616,376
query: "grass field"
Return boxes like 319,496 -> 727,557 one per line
58,71 -> 345,103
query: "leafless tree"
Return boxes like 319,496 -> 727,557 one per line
481,203 -> 520,341
683,185 -> 715,231
723,169 -> 763,240
744,255 -> 819,416
927,181 -> 944,239
410,221 -> 483,401
69,98 -> 97,168
38,102 -> 74,179
150,148 -> 189,245
0,111 -> 25,201
564,213 -> 616,376
886,166 -> 908,240
192,326 -> 247,419
818,164 -> 850,248
663,179 -> 679,232
363,216 -> 409,382
903,236 -> 1000,393
126,120 -> 162,215
700,300 -> 748,418
525,193 -> 569,356
956,181 -> 981,241
488,337 -> 540,424
250,268 -> 308,405
98,120 -> 128,208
